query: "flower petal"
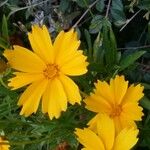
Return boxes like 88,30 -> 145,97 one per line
122,84 -> 144,104
88,113 -> 101,133
113,128 -> 139,150
59,74 -> 81,105
4,46 -> 46,73
18,79 -> 48,117
60,50 -> 88,76
93,80 -> 115,106
42,78 -> 67,119
113,117 -> 123,134
85,93 -> 112,114
97,114 -> 115,150
122,102 -> 143,121
75,128 -> 105,150
110,75 -> 128,104
119,115 -> 137,129
0,137 -> 10,150
8,72 -> 44,90
28,25 -> 54,63
54,29 -> 80,63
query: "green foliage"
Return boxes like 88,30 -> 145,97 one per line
111,0 -> 126,26
0,0 -> 149,149
119,51 -> 146,71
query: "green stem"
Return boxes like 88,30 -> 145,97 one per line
0,77 -> 8,88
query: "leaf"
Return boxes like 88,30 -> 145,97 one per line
2,15 -> 9,42
75,0 -> 91,8
96,0 -> 105,12
140,96 -> 150,111
102,19 -> 117,66
59,0 -> 70,12
110,0 -> 126,26
138,0 -> 150,10
93,32 -> 104,65
119,51 -> 146,71
84,29 -> 92,60
0,37 -> 9,49
89,15 -> 103,34
141,83 -> 150,90
147,21 -> 150,43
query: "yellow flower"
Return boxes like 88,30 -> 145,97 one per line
75,114 -> 139,150
0,137 -> 10,150
4,25 -> 88,119
85,75 -> 144,133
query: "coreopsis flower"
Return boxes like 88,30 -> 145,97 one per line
75,114 -> 139,150
4,25 -> 88,119
0,137 -> 10,150
85,75 -> 144,133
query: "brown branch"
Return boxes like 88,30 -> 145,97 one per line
72,0 -> 99,28
105,0 -> 112,18
118,45 -> 150,50
120,9 -> 142,32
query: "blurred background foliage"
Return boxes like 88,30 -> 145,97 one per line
0,0 -> 150,149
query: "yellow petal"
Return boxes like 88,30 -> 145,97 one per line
53,31 -> 64,53
59,74 -> 81,105
122,102 -> 143,121
113,117 -> 123,134
55,40 -> 80,65
28,25 -> 54,63
54,29 -> 79,63
88,114 -> 101,133
85,93 -> 112,114
60,50 -> 88,76
97,114 -> 115,150
0,137 -> 10,150
75,128 -> 105,150
82,148 -> 91,150
4,46 -> 45,73
42,78 -> 67,119
110,75 -> 128,104
19,79 -> 48,117
94,80 -> 115,106
119,115 -> 137,130
8,72 -> 44,90
122,84 -> 144,104
113,128 -> 139,150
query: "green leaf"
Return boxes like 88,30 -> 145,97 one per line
147,21 -> 150,43
141,83 -> 150,90
59,0 -> 70,12
110,0 -> 126,26
102,19 -> 117,66
96,0 -> 105,12
76,0 -> 91,8
119,51 -> 146,71
93,32 -> 104,65
89,15 -> 103,34
0,37 -> 9,49
84,29 -> 92,60
138,0 -> 150,10
140,96 -> 150,110
2,15 -> 9,42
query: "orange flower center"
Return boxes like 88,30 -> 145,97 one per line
43,64 -> 59,79
110,105 -> 122,118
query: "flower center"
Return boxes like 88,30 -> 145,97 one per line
43,64 -> 59,79
110,105 -> 122,118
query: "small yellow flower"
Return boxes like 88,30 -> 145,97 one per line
4,25 -> 88,119
75,114 -> 139,150
0,137 -> 10,150
85,75 -> 144,133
